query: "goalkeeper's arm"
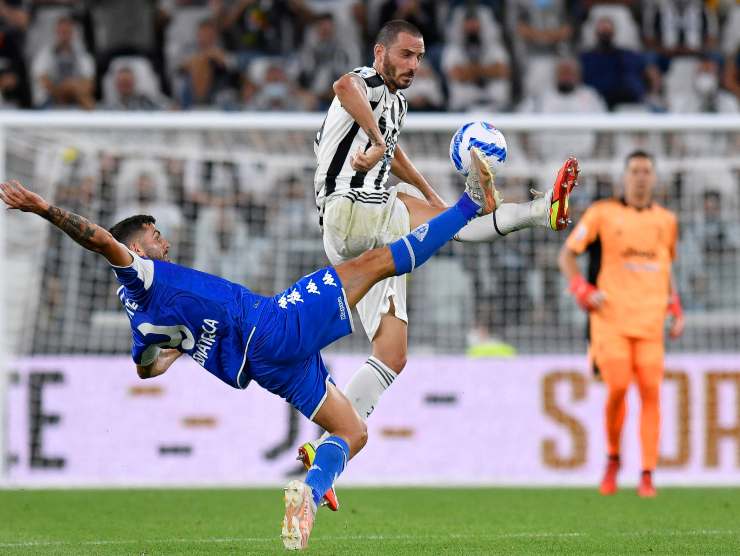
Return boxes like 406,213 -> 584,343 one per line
0,179 -> 132,267
558,245 -> 605,311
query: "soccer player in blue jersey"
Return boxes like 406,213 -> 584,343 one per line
1,149 -> 498,550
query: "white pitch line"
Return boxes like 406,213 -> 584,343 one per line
0,530 -> 736,550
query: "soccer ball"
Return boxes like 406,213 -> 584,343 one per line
449,121 -> 508,177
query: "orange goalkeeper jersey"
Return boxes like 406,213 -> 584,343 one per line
566,198 -> 678,339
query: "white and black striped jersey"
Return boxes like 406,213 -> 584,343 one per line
314,66 -> 408,216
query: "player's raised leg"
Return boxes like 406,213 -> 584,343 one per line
282,382 -> 365,550
453,155 -> 580,241
336,148 -> 498,306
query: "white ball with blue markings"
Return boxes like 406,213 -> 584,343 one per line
449,121 -> 508,177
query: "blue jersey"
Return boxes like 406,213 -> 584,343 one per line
111,251 -> 265,389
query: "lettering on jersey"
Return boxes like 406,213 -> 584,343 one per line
337,295 -> 347,321
307,279 -> 320,295
192,319 -> 219,367
323,271 -> 337,287
622,247 -> 657,260
411,223 -> 429,242
117,286 -> 138,319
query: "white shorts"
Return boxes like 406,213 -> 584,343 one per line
322,187 -> 411,341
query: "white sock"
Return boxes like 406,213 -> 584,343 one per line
313,356 -> 397,447
454,192 -> 550,242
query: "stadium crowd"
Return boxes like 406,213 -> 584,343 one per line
0,0 -> 737,114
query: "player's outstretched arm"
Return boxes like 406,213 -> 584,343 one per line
391,145 -> 446,208
0,179 -> 132,267
137,348 -> 183,379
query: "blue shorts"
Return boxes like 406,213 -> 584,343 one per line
247,267 -> 354,419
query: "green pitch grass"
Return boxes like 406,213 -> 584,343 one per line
1,488 -> 739,555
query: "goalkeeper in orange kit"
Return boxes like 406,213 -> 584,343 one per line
558,150 -> 684,497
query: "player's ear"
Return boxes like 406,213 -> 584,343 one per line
374,42 -> 384,60
128,240 -> 145,258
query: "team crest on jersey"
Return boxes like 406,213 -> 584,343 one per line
412,223 -> 429,242
323,271 -> 337,287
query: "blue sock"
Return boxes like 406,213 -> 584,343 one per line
389,192 -> 480,275
304,436 -> 350,507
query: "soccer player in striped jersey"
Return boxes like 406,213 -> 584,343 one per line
303,19 -> 580,509
0,151 -> 497,550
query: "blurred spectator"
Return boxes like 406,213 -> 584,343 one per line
90,0 -> 159,92
580,16 -> 658,109
113,162 -> 184,248
511,0 -> 573,56
723,46 -> 740,102
221,0 -> 309,63
518,57 -> 606,160
642,0 -> 719,65
103,65 -> 168,110
297,13 -> 359,107
442,5 -> 510,111
378,1 -> 441,63
0,0 -> 30,106
669,56 -> 738,113
31,15 -> 95,109
401,60 -> 444,111
193,204 -> 258,285
177,18 -> 237,108
253,62 -> 314,110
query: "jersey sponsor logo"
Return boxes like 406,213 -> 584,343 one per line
411,223 -> 429,242
622,247 -> 657,260
323,270 -> 337,287
574,223 -> 588,241
306,279 -> 320,295
192,319 -> 219,367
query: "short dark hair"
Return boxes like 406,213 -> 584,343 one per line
376,20 -> 423,47
109,215 -> 155,246
624,149 -> 654,167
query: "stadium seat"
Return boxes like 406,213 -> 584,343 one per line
580,5 -> 642,50
664,56 -> 700,101
522,55 -> 557,98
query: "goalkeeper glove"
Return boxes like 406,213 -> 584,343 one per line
667,292 -> 684,339
569,274 -> 602,311
668,292 -> 683,320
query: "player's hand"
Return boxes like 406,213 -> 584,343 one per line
350,142 -> 386,172
668,292 -> 684,339
0,179 -> 49,214
569,274 -> 605,312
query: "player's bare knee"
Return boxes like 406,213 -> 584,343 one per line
354,420 -> 368,453
381,352 -> 406,374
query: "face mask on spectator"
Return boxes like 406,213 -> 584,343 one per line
695,72 -> 718,96
557,81 -> 576,94
596,32 -> 614,50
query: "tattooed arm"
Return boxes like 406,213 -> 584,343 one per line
0,179 -> 132,266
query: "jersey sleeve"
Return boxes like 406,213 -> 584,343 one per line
565,204 -> 601,254
130,329 -> 160,366
110,249 -> 155,303
350,67 -> 385,102
668,211 -> 678,261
